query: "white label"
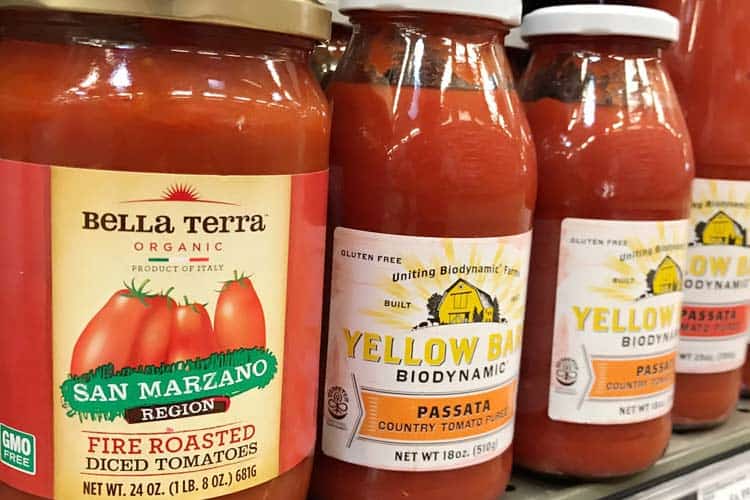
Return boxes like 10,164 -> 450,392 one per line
549,218 -> 689,425
321,228 -> 531,471
680,178 -> 750,374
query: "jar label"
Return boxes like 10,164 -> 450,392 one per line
679,178 -> 750,374
0,160 -> 328,499
321,227 -> 531,471
548,218 -> 689,425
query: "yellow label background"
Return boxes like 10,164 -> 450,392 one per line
51,167 -> 291,499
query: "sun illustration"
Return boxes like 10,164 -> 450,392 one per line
691,180 -> 750,246
591,222 -> 688,302
162,184 -> 200,202
362,240 -> 527,331
124,184 -> 237,205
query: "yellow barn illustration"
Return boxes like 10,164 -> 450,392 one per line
700,211 -> 746,246
650,256 -> 683,295
438,279 -> 495,324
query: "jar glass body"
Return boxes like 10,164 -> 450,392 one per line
638,0 -> 750,425
669,0 -> 750,425
0,10 -> 329,500
506,46 -> 531,82
515,35 -> 694,478
312,22 -> 352,87
311,11 -> 536,500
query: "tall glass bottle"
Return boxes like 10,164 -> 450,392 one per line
637,0 -> 750,422
515,5 -> 693,477
311,1 -> 536,499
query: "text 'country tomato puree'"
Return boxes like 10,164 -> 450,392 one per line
637,0 -> 750,426
0,2 -> 330,499
515,5 -> 693,478
310,1 -> 536,499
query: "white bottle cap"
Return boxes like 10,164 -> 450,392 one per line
522,4 -> 679,42
338,0 -> 522,27
505,27 -> 528,50
320,0 -> 351,26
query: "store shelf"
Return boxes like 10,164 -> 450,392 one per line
506,398 -> 750,500
631,450 -> 750,500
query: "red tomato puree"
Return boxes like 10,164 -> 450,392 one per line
0,3 -> 329,500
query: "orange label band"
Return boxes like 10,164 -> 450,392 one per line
680,304 -> 748,338
359,382 -> 515,442
589,352 -> 675,399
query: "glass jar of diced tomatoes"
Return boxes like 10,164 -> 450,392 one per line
0,2 -> 331,499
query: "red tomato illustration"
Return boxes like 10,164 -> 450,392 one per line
215,272 -> 266,350
70,280 -> 153,376
130,290 -> 176,367
168,298 -> 218,363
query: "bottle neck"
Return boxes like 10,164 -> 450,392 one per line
331,22 -> 353,44
348,11 -> 510,40
338,11 -> 513,89
521,34 -> 673,106
528,35 -> 667,59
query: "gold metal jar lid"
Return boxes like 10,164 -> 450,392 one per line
0,0 -> 332,40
